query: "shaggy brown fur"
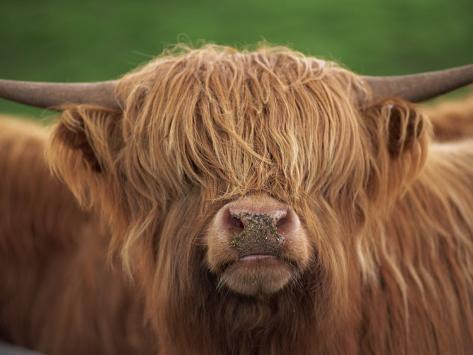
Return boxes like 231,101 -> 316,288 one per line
1,45 -> 473,355
0,117 -> 153,354
421,90 -> 473,141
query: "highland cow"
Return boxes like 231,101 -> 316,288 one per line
0,46 -> 473,355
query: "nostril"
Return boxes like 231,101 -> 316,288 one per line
231,215 -> 244,230
272,208 -> 288,226
275,215 -> 288,228
275,209 -> 297,234
223,208 -> 245,232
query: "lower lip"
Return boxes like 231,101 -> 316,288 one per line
239,254 -> 276,262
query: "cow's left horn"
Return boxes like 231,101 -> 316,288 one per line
0,80 -> 119,110
362,64 -> 473,104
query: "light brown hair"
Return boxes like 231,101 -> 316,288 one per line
4,45 -> 471,354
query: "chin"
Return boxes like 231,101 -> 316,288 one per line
218,255 -> 299,296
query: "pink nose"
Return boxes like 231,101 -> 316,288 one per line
217,195 -> 301,257
226,204 -> 290,231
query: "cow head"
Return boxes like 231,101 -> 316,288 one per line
44,47 -> 432,352
1,45 -> 472,353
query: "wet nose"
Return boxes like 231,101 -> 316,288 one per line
218,195 -> 301,258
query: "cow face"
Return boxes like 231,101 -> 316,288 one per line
48,46 -> 428,308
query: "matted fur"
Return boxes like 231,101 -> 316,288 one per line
1,45 -> 473,354
422,90 -> 473,141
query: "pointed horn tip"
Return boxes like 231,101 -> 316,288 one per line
362,63 -> 473,104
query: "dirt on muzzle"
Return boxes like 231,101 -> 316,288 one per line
230,212 -> 285,258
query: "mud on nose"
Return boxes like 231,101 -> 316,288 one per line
220,195 -> 301,258
227,211 -> 285,257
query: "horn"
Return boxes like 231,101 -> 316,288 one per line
0,80 -> 119,110
362,64 -> 473,103
2,64 -> 472,109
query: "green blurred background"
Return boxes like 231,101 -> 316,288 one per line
0,0 -> 472,116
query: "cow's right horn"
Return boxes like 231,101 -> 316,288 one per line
0,79 -> 119,110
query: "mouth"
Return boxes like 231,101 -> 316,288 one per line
218,253 -> 299,296
219,252 -> 296,271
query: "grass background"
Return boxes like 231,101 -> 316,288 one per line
0,0 -> 472,116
